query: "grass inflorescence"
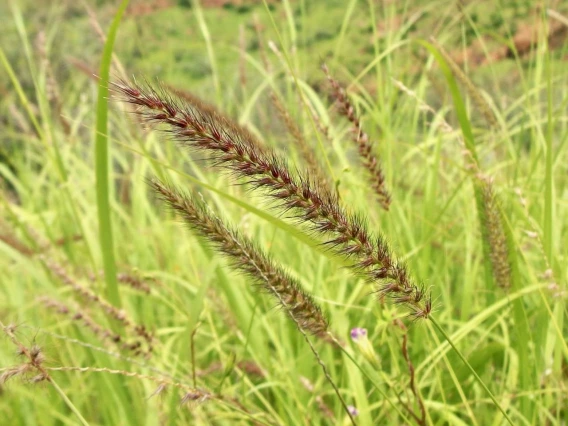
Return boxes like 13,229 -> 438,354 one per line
114,79 -> 431,321
0,1 -> 566,425
150,179 -> 329,337
322,63 -> 392,211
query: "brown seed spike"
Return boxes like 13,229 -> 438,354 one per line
322,64 -> 391,211
115,79 -> 431,320
150,179 -> 329,337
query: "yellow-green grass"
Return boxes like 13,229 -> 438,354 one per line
0,0 -> 566,425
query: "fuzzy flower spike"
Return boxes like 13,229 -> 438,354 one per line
114,80 -> 431,319
150,179 -> 329,336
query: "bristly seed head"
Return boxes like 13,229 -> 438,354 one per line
180,390 -> 211,407
150,179 -> 329,336
114,79 -> 432,320
322,64 -> 391,211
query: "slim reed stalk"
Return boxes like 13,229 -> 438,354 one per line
394,319 -> 426,425
429,316 -> 514,425
430,38 -> 498,129
94,0 -> 129,310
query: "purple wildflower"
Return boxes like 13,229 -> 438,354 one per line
350,327 -> 379,367
350,327 -> 367,341
348,405 -> 359,417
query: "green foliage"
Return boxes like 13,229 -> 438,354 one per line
178,0 -> 192,8
0,1 -> 566,425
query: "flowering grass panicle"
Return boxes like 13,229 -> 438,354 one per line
481,181 -> 511,289
150,179 -> 329,336
322,64 -> 391,211
150,179 -> 355,423
41,256 -> 154,354
114,80 -> 431,319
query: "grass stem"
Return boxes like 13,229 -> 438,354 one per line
429,316 -> 514,425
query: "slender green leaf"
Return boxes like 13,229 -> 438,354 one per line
95,0 -> 129,307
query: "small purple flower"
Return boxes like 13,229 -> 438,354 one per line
350,327 -> 367,341
347,405 -> 359,417
350,327 -> 379,366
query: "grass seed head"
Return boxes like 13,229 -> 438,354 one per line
116,80 -> 431,319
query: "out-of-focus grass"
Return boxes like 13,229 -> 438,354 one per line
0,1 -> 566,425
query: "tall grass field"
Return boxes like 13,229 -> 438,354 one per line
0,0 -> 566,424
